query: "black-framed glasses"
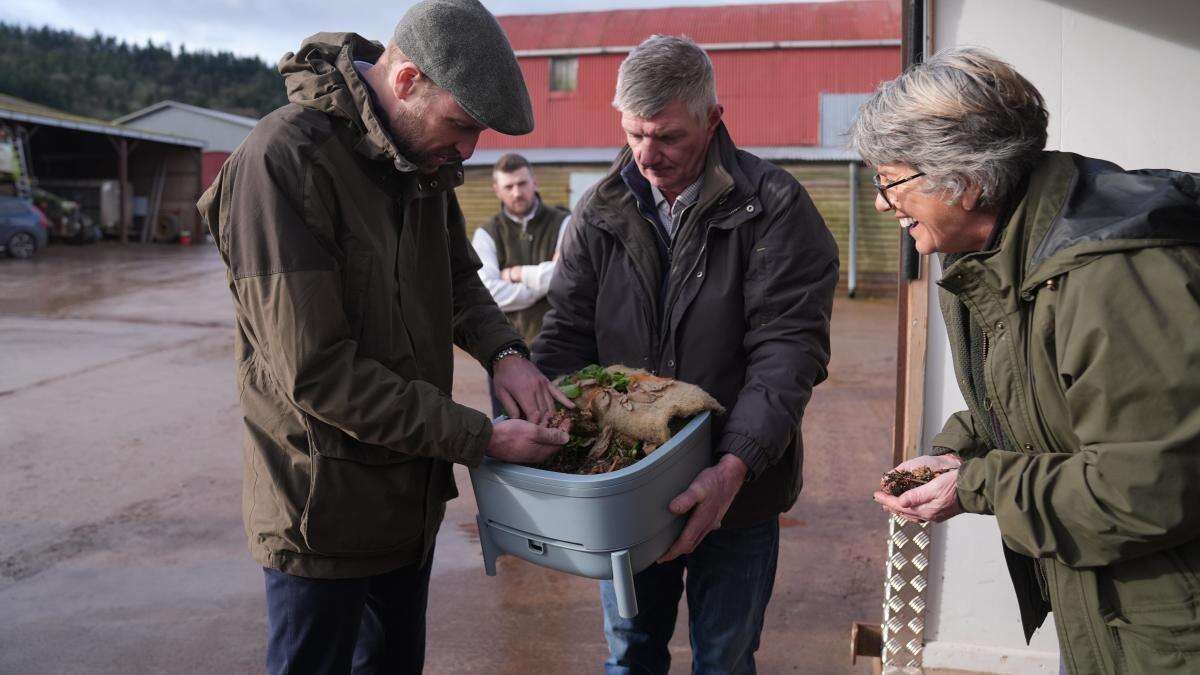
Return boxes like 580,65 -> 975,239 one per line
872,172 -> 925,209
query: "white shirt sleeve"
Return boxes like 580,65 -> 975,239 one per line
519,215 -> 571,296
472,227 -> 543,312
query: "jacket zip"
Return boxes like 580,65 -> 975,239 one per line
657,197 -> 752,360
981,329 -> 1008,448
982,322 -> 1058,610
1108,625 -> 1128,675
637,211 -> 667,371
1034,558 -> 1051,603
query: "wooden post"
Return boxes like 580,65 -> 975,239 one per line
892,0 -> 934,467
897,256 -> 929,464
116,138 -> 129,243
850,621 -> 884,674
848,162 -> 859,297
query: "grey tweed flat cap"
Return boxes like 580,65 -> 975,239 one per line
393,0 -> 534,136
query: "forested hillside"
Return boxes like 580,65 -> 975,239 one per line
0,23 -> 287,120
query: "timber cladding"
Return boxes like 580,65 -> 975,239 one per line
458,164 -> 580,234
458,162 -> 897,297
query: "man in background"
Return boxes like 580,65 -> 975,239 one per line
473,153 -> 571,415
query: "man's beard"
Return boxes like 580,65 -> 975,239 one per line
390,103 -> 459,172
507,196 -> 534,217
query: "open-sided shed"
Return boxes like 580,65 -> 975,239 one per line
0,93 -> 204,243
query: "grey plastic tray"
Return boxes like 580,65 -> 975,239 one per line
469,412 -> 713,618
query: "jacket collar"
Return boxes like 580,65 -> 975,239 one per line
586,122 -> 754,238
279,32 -> 464,191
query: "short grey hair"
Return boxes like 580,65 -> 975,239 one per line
612,35 -> 717,121
848,47 -> 1048,208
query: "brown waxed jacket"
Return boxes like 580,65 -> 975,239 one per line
197,33 -> 521,578
533,125 -> 839,527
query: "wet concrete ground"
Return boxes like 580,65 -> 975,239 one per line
1,243 -> 897,674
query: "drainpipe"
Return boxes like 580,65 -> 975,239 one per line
848,161 -> 858,298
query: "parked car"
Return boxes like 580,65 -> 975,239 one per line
0,196 -> 50,259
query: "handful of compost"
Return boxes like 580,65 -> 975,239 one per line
880,466 -> 952,496
539,365 -> 723,475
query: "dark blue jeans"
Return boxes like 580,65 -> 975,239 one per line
263,551 -> 434,675
601,519 -> 780,675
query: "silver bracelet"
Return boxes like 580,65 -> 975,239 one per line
491,346 -> 526,365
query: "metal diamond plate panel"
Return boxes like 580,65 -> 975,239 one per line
882,515 -> 930,673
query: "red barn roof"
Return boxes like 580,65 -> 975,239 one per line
499,0 -> 900,52
473,1 -> 902,158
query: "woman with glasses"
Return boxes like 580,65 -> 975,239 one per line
853,47 -> 1200,674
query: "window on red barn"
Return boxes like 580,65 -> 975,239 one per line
550,57 -> 578,93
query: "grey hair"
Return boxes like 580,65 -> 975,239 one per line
612,35 -> 717,121
848,47 -> 1048,208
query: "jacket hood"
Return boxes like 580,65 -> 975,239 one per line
1020,152 -> 1200,291
278,32 -> 420,173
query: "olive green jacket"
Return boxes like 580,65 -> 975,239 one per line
197,33 -> 521,578
933,152 -> 1200,673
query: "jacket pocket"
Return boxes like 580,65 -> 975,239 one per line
1099,546 -> 1200,672
1105,610 -> 1200,674
299,415 -> 428,555
1166,540 -> 1200,594
745,245 -> 775,327
1100,547 -> 1200,614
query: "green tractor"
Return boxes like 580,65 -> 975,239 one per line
32,187 -> 102,244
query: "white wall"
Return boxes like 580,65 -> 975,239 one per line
921,1 -> 1200,671
934,0 -> 1200,171
123,108 -> 254,153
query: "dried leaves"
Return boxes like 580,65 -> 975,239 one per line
589,427 -> 614,459
880,467 -> 951,496
537,366 -> 680,475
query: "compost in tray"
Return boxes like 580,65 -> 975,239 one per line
538,365 -> 715,475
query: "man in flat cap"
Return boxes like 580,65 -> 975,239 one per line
198,0 -> 570,671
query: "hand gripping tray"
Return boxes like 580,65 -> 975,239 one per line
468,412 -> 713,618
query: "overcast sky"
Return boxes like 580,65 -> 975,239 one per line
2,0 -> 835,65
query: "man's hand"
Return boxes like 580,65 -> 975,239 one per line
492,354 -> 574,426
873,454 -> 964,524
486,419 -> 569,464
500,266 -> 524,283
658,454 -> 748,562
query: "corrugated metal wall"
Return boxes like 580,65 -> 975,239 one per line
499,1 -> 900,50
784,162 -> 897,295
456,161 -> 896,296
478,47 -> 900,150
202,151 -> 230,189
